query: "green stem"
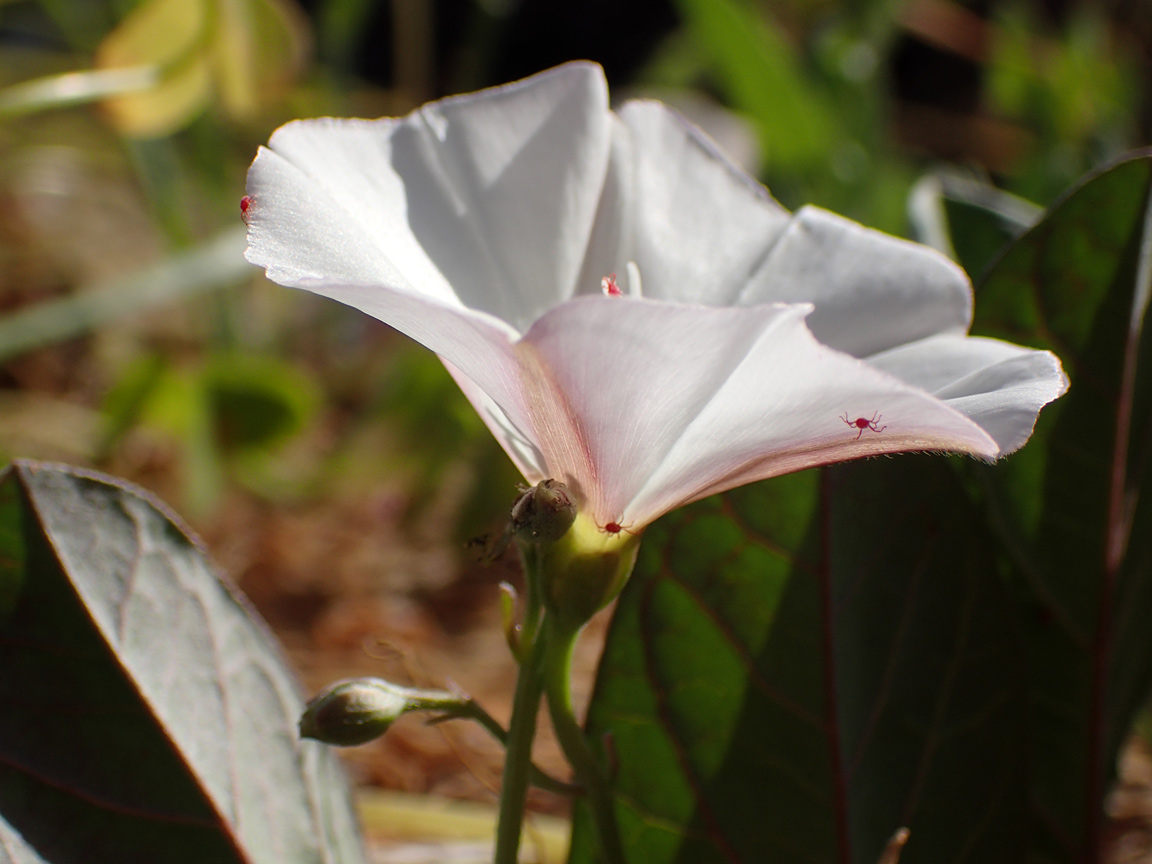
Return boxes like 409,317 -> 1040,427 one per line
493,540 -> 551,864
493,632 -> 545,864
445,699 -> 577,795
518,542 -> 545,652
541,619 -> 626,864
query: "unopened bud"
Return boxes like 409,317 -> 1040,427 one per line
510,479 -> 576,544
299,678 -> 413,746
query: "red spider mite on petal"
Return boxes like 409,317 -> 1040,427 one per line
842,411 -> 887,440
240,195 -> 253,221
603,520 -> 636,535
601,273 -> 622,296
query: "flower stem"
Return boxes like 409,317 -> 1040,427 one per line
541,619 -> 626,864
493,630 -> 545,864
446,699 -> 576,795
492,540 -> 553,864
518,542 -> 545,652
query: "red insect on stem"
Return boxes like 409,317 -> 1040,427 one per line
841,411 -> 886,440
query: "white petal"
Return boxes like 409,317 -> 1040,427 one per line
515,296 -> 998,528
738,207 -> 973,357
247,62 -> 614,333
573,101 -> 792,305
246,142 -> 440,296
246,142 -> 531,436
866,334 -> 1069,454
441,359 -> 549,483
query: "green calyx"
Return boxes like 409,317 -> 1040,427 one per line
537,512 -> 640,628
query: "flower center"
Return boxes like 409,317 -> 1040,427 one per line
598,262 -> 643,298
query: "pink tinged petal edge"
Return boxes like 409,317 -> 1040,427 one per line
737,206 -> 974,358
514,296 -> 1001,529
866,333 -> 1069,455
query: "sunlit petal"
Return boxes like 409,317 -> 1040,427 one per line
866,333 -> 1068,454
516,297 -> 998,527
246,146 -> 531,431
248,61 -> 613,333
605,101 -> 793,305
738,206 -> 973,357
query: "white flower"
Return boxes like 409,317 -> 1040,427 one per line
244,62 -> 1067,532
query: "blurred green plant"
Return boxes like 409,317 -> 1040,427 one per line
0,0 -> 308,134
101,349 -> 322,511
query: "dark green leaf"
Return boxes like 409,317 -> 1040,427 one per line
969,152 -> 1152,862
0,461 -> 364,864
944,197 -> 1029,282
573,458 -> 1026,863
908,173 -> 1041,282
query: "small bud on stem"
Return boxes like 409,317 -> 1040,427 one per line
300,678 -> 464,747
510,479 -> 577,544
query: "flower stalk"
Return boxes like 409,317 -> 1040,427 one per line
493,538 -> 550,864
541,615 -> 627,864
495,480 -> 631,864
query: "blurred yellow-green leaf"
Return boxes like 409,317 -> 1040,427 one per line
94,0 -> 308,137
94,0 -> 212,137
212,0 -> 310,119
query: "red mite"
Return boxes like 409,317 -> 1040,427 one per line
601,274 -> 622,296
240,195 -> 253,221
603,521 -> 636,536
842,411 -> 886,440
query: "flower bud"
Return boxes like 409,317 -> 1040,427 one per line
510,479 -> 577,544
299,678 -> 411,746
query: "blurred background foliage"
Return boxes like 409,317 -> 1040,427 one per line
0,0 -> 1150,838
2,0 -> 1148,515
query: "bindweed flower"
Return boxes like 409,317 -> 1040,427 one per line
244,63 -> 1067,537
